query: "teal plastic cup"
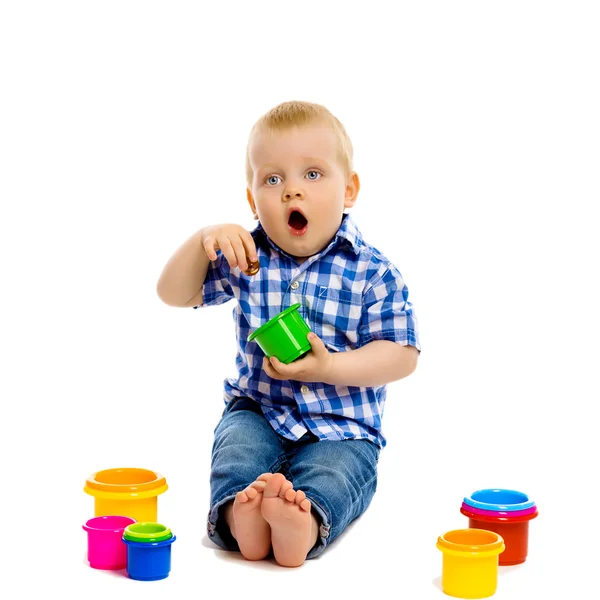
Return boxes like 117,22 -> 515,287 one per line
247,303 -> 311,364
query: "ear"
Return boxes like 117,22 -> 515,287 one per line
343,172 -> 360,209
246,188 -> 259,219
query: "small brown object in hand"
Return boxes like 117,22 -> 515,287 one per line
243,258 -> 260,276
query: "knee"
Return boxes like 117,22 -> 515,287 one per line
293,442 -> 379,507
213,411 -> 264,452
299,461 -> 376,509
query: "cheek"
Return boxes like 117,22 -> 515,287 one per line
256,196 -> 280,223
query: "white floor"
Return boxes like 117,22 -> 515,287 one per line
7,396 -> 597,600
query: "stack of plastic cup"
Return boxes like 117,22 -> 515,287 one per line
122,522 -> 176,581
461,488 -> 538,566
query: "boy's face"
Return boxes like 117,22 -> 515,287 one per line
247,123 -> 359,264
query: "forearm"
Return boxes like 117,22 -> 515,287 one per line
325,340 -> 418,387
156,228 -> 211,307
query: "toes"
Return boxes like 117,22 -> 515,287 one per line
263,472 -> 288,498
261,473 -> 312,513
248,480 -> 267,492
257,473 -> 273,482
294,490 -> 312,512
280,480 -> 293,498
235,490 -> 249,503
244,487 -> 259,500
235,483 -> 263,504
299,498 -> 311,512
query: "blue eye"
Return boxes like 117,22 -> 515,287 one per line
306,171 -> 321,180
266,175 -> 281,185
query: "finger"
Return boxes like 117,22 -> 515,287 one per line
202,235 -> 219,261
269,355 -> 291,376
228,235 -> 249,272
307,332 -> 327,355
240,229 -> 258,263
218,237 -> 238,268
263,356 -> 283,380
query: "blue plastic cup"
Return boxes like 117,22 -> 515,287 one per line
464,489 -> 535,512
123,535 -> 176,581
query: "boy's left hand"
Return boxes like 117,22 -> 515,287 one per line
263,332 -> 335,384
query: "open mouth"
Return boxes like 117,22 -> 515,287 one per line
288,209 -> 308,235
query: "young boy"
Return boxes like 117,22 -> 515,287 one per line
156,100 -> 420,567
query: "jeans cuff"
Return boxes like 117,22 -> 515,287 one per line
305,493 -> 332,559
206,486 -> 247,551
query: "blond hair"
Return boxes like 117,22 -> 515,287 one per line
245,100 -> 354,187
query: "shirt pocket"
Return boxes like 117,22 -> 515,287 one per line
312,286 -> 363,351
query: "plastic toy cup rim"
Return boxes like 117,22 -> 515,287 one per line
82,515 -> 136,533
123,534 -> 177,548
464,488 -> 535,512
436,528 -> 505,558
460,505 -> 539,523
83,467 -> 168,500
461,501 -> 537,518
247,303 -> 303,342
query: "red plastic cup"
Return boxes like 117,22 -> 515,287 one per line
460,506 -> 538,566
83,515 -> 136,569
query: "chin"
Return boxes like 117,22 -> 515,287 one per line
290,242 -> 326,260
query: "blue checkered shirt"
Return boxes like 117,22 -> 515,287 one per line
196,213 -> 420,448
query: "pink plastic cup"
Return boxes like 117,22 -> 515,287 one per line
83,515 -> 136,569
461,502 -> 538,518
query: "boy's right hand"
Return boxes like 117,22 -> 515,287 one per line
202,224 -> 258,273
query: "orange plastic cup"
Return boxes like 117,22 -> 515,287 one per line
437,528 -> 505,598
84,468 -> 168,523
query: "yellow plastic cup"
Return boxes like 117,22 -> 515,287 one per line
436,529 -> 505,599
84,468 -> 168,523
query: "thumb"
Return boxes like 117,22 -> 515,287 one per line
307,332 -> 327,354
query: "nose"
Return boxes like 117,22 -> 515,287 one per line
283,186 -> 304,202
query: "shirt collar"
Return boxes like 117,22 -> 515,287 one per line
252,212 -> 363,260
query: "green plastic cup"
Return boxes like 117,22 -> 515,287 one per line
247,303 -> 312,364
123,522 -> 173,543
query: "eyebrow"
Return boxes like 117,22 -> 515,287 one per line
258,157 -> 333,172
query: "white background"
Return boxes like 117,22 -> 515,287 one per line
1,1 -> 599,599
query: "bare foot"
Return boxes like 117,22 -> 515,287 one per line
261,472 -> 316,567
230,473 -> 272,560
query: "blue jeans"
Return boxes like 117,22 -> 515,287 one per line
206,397 -> 380,559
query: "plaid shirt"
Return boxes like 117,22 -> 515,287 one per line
196,213 -> 420,448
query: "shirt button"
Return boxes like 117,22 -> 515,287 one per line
291,281 -> 299,290
301,385 -> 309,394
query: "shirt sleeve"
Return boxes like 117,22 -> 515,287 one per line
194,251 -> 235,308
357,265 -> 421,351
